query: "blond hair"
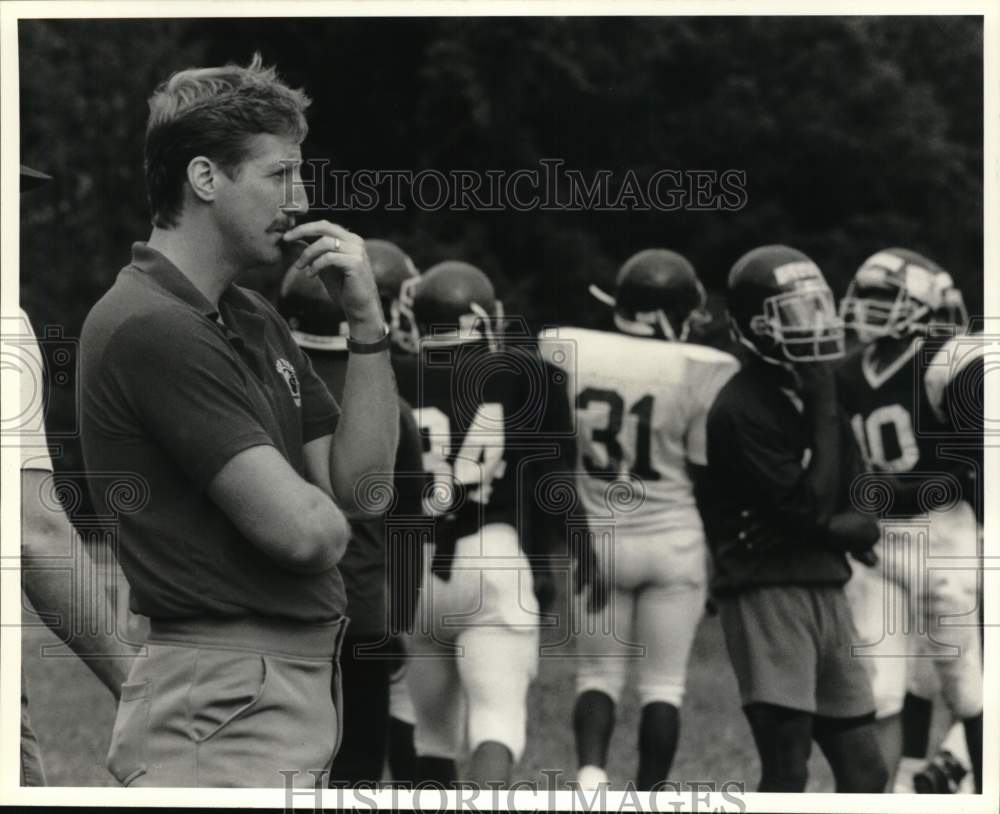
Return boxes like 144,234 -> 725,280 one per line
145,53 -> 311,228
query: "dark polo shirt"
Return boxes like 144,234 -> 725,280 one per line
81,243 -> 346,621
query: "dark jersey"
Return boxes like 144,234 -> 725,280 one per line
837,336 -> 957,476
392,338 -> 564,545
837,334 -> 983,518
309,351 -> 425,637
699,357 -> 858,595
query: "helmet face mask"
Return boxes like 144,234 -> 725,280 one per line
839,250 -> 943,341
750,285 -> 845,362
727,246 -> 845,365
393,275 -> 421,353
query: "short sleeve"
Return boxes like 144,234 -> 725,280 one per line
685,351 -> 740,466
292,343 -> 341,443
243,289 -> 340,443
12,311 -> 54,471
104,314 -> 275,490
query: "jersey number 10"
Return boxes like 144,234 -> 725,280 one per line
851,403 -> 920,473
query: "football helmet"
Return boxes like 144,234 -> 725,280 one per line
839,248 -> 948,340
932,271 -> 969,333
276,262 -> 349,351
365,239 -> 420,350
728,245 -> 845,363
590,248 -> 708,341
396,260 -> 503,352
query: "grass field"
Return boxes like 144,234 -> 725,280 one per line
21,603 -> 841,791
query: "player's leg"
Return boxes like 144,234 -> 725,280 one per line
458,626 -> 539,787
894,660 -> 938,791
406,559 -> 465,786
328,636 -> 390,786
632,566 -> 706,789
813,713 -> 888,792
453,523 -> 541,787
814,584 -> 888,792
844,536 -> 910,787
406,645 -> 463,785
572,584 -> 632,785
924,503 -> 983,792
742,703 -> 814,791
716,585 -> 824,791
387,669 -> 418,784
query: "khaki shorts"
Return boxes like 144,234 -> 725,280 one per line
718,584 -> 875,718
107,615 -> 347,788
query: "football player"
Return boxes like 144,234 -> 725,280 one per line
277,256 -> 426,787
362,237 -> 424,781
365,238 -> 421,354
392,261 -> 562,787
541,249 -> 739,790
699,245 -> 886,793
837,249 -> 983,793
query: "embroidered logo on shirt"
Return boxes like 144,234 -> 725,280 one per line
275,358 -> 301,407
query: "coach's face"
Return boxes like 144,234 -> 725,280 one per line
214,133 -> 309,269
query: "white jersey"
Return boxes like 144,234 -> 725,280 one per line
540,327 -> 738,536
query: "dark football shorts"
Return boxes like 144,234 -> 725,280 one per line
717,584 -> 876,718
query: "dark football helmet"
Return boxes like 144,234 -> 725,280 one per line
728,244 -> 845,363
396,260 -> 503,352
276,263 -> 349,351
364,238 -> 420,349
839,248 -> 950,341
590,248 -> 708,341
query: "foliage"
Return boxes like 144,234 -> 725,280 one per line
18,16 -> 983,477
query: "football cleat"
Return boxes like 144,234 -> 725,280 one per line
576,764 -> 610,791
839,248 -> 950,340
590,248 -> 708,341
727,244 -> 844,363
396,260 -> 503,352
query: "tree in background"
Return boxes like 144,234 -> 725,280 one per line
19,16 -> 984,486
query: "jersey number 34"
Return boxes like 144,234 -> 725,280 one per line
416,403 -> 507,516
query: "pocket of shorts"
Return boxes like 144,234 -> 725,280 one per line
190,651 -> 268,744
107,679 -> 151,786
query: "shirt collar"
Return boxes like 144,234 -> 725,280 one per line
128,242 -> 261,321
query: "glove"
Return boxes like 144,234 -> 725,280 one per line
826,511 -> 880,554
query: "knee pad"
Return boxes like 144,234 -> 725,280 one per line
467,704 -> 527,762
938,664 -> 983,720
412,725 -> 460,761
575,668 -> 626,705
636,679 -> 685,708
